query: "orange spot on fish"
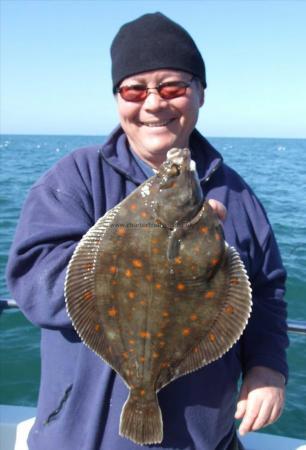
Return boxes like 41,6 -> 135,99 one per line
151,238 -> 159,244
215,232 -> 221,241
108,307 -> 117,317
152,247 -> 160,254
156,332 -> 164,338
139,300 -> 146,306
225,305 -> 234,314
200,226 -> 208,234
117,226 -> 126,237
190,314 -> 198,321
130,203 -> 138,211
109,265 -> 117,274
129,339 -> 135,345
111,280 -> 118,285
159,341 -> 166,348
176,283 -> 186,291
139,331 -> 151,339
122,352 -> 129,359
211,258 -> 219,266
193,346 -> 199,353
161,362 -> 170,368
155,283 -> 162,289
129,348 -> 135,353
140,389 -> 146,396
95,324 -> 101,332
83,291 -> 93,301
83,263 -> 94,271
132,259 -> 143,268
125,269 -> 133,277
182,328 -> 191,336
128,291 -> 136,300
204,291 -> 215,299
153,352 -> 159,359
175,256 -> 182,264
140,356 -> 146,363
145,274 -> 153,282
140,211 -> 148,219
162,311 -> 169,317
230,277 -> 240,285
209,333 -> 216,342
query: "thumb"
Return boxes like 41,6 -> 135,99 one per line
208,199 -> 227,222
235,382 -> 248,419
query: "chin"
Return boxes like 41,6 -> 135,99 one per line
144,136 -> 181,154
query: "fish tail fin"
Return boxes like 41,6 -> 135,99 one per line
119,390 -> 163,445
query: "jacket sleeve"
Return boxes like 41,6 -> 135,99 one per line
238,192 -> 289,382
6,171 -> 94,330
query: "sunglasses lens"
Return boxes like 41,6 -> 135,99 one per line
118,80 -> 191,102
119,86 -> 147,102
159,84 -> 187,99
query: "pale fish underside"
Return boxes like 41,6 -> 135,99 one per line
65,148 -> 252,445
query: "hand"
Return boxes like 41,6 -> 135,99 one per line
235,366 -> 286,436
208,199 -> 227,222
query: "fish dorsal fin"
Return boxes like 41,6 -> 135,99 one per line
64,206 -> 127,376
155,245 -> 252,391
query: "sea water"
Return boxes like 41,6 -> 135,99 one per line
0,134 -> 305,439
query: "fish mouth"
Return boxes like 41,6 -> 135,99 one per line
140,118 -> 175,127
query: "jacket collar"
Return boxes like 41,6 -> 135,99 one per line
190,129 -> 223,183
100,126 -> 223,185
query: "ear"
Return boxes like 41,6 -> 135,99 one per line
195,80 -> 205,107
199,87 -> 205,107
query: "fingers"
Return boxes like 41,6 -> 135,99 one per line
251,399 -> 282,432
255,389 -> 284,429
208,199 -> 227,222
239,395 -> 268,435
236,367 -> 286,436
235,383 -> 248,420
235,399 -> 247,420
238,387 -> 285,436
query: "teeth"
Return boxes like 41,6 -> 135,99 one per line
142,120 -> 172,127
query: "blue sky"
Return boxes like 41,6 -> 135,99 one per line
1,0 -> 305,138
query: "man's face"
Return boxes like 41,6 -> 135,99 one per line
116,69 -> 204,168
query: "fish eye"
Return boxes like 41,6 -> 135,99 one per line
166,164 -> 180,177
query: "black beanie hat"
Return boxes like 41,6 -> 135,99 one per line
111,12 -> 206,91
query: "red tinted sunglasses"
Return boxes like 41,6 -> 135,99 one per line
116,77 -> 194,102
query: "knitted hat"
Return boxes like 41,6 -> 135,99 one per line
111,12 -> 206,91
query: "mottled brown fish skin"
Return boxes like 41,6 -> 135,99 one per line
94,186 -> 225,389
65,148 -> 252,445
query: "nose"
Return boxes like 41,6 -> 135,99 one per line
143,90 -> 166,110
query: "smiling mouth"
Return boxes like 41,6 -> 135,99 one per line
140,119 -> 175,127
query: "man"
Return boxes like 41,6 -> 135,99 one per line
6,12 -> 288,450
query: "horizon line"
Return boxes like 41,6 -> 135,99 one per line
1,133 -> 305,141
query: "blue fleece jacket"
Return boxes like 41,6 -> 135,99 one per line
6,127 -> 288,450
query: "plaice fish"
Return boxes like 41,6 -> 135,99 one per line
64,147 -> 252,445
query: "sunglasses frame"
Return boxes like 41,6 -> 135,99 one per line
116,77 -> 195,102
